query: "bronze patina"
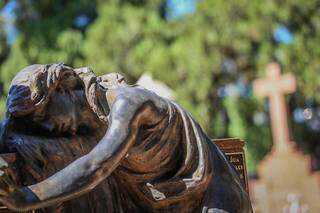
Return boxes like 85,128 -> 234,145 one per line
0,64 -> 252,212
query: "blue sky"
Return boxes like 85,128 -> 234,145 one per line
1,0 -> 18,44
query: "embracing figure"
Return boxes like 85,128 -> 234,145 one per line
0,64 -> 251,213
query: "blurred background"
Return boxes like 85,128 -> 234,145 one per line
0,0 -> 320,179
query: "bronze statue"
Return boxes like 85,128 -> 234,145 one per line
0,63 -> 252,212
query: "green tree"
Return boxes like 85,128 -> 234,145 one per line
0,1 -> 11,116
0,0 -> 97,91
80,0 -> 320,174
2,0 -> 320,174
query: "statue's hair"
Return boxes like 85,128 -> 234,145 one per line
6,63 -> 108,122
7,63 -> 71,118
73,67 -> 109,122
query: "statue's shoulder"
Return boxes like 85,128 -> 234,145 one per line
115,86 -> 162,100
114,86 -> 170,111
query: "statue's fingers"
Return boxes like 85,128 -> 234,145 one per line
46,73 -> 52,88
0,196 -> 19,212
55,68 -> 61,79
0,189 -> 9,197
0,157 -> 8,169
47,70 -> 56,87
2,175 -> 13,188
0,169 -> 16,192
0,170 -> 5,181
52,70 -> 57,83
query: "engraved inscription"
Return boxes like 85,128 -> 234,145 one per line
225,152 -> 248,192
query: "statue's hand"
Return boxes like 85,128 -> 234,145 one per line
0,162 -> 20,210
0,158 -> 38,211
0,183 -> 25,211
46,63 -> 73,87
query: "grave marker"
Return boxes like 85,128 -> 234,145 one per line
251,62 -> 320,212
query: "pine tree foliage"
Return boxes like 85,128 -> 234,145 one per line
1,0 -> 320,174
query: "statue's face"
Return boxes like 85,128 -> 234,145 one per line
40,88 -> 101,136
9,64 -> 108,137
97,73 -> 128,90
47,90 -> 82,134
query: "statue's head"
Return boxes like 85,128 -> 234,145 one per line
97,73 -> 128,90
6,63 -> 106,136
46,71 -> 132,135
43,81 -> 101,135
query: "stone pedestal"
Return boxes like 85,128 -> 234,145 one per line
214,138 -> 249,193
252,146 -> 320,212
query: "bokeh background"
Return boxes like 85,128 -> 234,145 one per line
1,0 -> 320,177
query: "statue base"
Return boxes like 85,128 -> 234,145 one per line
251,145 -> 320,212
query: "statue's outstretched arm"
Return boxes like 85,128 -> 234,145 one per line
0,97 -> 143,211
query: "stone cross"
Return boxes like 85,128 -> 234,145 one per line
253,62 -> 296,153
